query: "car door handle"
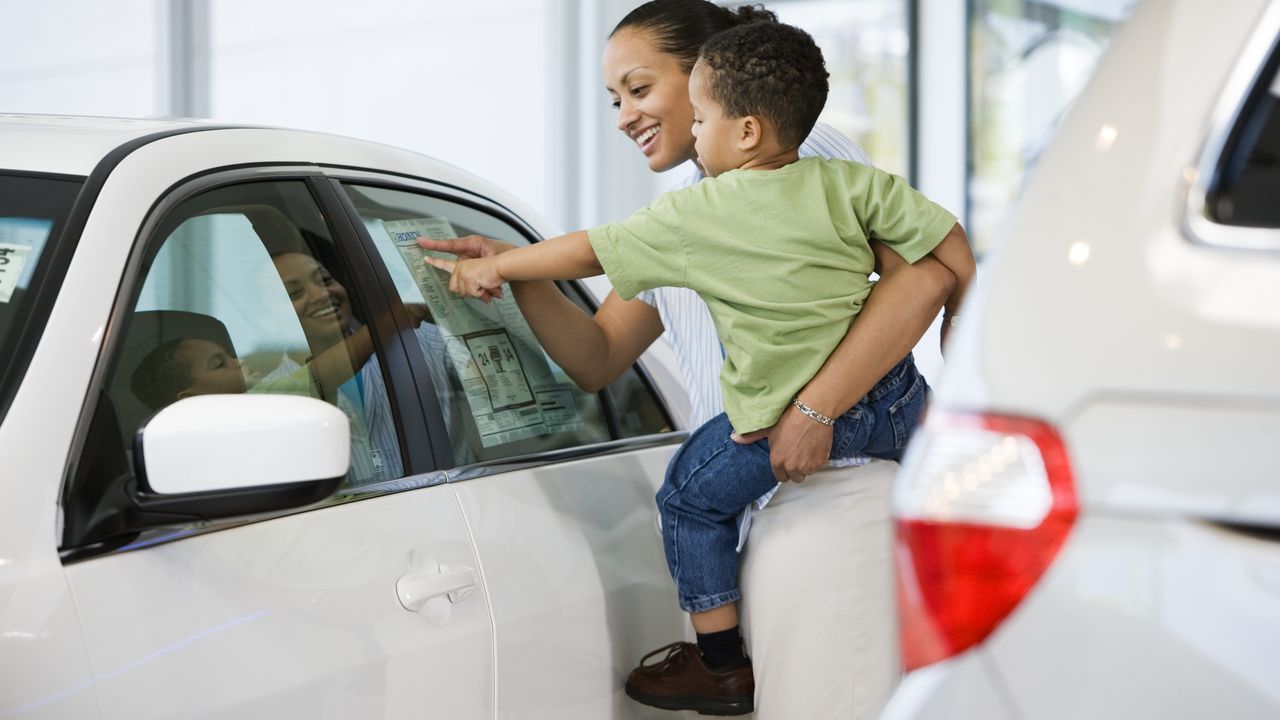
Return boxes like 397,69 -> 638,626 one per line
397,564 -> 478,613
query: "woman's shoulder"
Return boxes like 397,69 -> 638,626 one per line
799,123 -> 873,166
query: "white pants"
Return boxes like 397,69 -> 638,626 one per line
738,459 -> 902,719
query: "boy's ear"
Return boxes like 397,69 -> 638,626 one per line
737,115 -> 764,151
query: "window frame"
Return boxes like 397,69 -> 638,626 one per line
1184,0 -> 1280,251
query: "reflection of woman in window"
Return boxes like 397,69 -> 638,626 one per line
260,252 -> 456,484
418,2 -> 957,717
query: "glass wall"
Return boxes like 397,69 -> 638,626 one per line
968,0 -> 1136,252
730,0 -> 914,178
207,0 -> 555,220
0,0 -> 164,118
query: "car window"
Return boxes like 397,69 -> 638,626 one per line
67,179 -> 420,548
1209,52 -> 1280,227
341,183 -> 670,465
0,173 -> 82,423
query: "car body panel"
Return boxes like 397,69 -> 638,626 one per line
984,516 -> 1280,720
452,446 -> 684,719
879,650 -> 1015,720
65,489 -> 494,720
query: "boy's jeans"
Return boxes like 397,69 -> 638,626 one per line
656,354 -> 927,613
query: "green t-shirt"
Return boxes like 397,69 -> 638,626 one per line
588,157 -> 956,433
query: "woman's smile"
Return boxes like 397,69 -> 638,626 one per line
634,125 -> 661,153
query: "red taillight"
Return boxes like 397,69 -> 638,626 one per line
894,413 -> 1077,671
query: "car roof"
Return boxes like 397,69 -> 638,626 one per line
0,114 -> 216,176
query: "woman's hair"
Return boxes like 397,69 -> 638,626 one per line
611,0 -> 777,74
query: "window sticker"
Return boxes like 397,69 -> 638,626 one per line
0,218 -> 50,304
383,218 -> 585,447
0,244 -> 32,304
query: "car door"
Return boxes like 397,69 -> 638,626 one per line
331,174 -> 691,718
58,168 -> 496,719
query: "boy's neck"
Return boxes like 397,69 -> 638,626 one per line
736,146 -> 801,173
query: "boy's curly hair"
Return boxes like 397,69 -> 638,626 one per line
697,21 -> 828,150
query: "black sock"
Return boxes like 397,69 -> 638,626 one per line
696,626 -> 745,669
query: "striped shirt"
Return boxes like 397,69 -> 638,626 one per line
635,123 -> 874,548
259,324 -> 456,486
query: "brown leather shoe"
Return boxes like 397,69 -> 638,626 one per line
624,642 -> 754,716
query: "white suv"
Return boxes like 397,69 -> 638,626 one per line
883,1 -> 1280,718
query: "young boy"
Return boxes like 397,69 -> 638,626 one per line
429,21 -> 974,716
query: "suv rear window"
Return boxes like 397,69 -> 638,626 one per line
0,173 -> 84,421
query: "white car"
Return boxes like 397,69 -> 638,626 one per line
0,115 -> 695,719
883,0 -> 1280,718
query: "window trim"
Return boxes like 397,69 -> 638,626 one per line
1183,0 -> 1280,251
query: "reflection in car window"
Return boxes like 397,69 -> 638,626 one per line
84,181 -> 418,520
342,183 -> 669,466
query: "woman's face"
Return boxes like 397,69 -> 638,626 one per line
272,252 -> 353,347
603,28 -> 697,173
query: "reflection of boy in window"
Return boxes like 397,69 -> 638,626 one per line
131,338 -> 248,410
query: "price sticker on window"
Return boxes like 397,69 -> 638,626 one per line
0,243 -> 31,303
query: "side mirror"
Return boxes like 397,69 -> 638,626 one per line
134,394 -> 350,519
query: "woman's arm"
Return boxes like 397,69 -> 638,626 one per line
419,235 -> 664,392
744,244 -> 955,482
927,223 -> 976,346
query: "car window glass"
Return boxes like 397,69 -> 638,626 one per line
1210,57 -> 1280,227
103,181 -> 405,495
0,173 -> 82,423
341,183 -> 670,465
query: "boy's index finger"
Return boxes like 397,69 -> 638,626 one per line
417,236 -> 453,252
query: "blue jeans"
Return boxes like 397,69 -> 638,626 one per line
656,354 -> 928,613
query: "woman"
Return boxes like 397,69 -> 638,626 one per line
424,2 -> 955,717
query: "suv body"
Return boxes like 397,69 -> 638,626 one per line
883,1 -> 1280,718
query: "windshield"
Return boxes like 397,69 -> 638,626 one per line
0,173 -> 85,421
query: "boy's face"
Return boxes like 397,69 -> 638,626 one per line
175,338 -> 247,399
688,62 -> 745,178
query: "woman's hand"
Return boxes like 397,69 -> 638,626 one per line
733,404 -> 834,483
420,234 -> 514,303
426,255 -> 506,302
